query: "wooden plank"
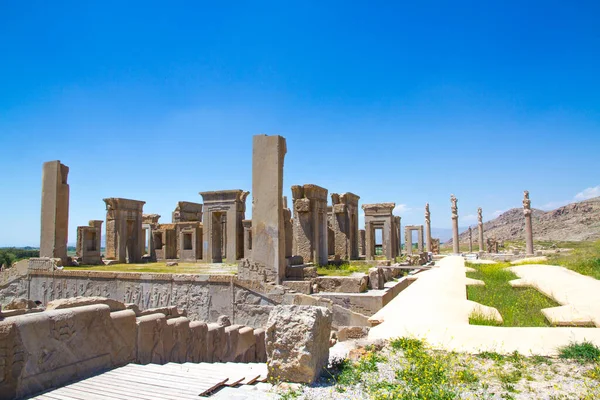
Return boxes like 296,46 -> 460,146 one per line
100,369 -> 226,395
73,381 -> 199,400
85,375 -> 202,399
48,386 -> 125,400
123,363 -> 229,381
115,365 -> 229,385
167,363 -> 245,386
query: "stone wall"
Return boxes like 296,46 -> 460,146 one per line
0,270 -> 277,328
0,300 -> 265,399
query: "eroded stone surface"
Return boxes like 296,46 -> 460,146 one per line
265,305 -> 332,384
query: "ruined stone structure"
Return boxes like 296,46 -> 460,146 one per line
141,214 -> 160,261
283,197 -> 293,259
239,135 -> 287,284
523,190 -> 534,256
172,201 -> 203,223
0,299 -> 266,399
291,184 -> 329,265
363,203 -> 398,261
451,194 -> 460,254
330,192 -> 360,260
358,229 -> 366,257
40,160 -> 69,265
478,207 -> 484,253
394,216 -> 401,256
104,198 -> 146,263
425,203 -> 432,253
468,227 -> 473,253
75,220 -> 103,265
200,190 -> 248,263
242,219 -> 252,259
487,237 -> 499,253
431,238 -> 440,254
404,225 -> 424,255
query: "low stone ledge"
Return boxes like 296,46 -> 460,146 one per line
314,275 -> 368,293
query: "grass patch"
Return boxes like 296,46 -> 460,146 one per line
558,341 -> 600,363
317,262 -> 373,276
466,262 -> 559,327
64,262 -> 237,274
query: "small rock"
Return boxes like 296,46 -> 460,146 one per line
166,261 -> 178,267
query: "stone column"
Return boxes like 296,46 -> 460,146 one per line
477,208 -> 484,253
425,203 -> 432,253
404,226 -> 413,255
40,160 -> 70,265
468,227 -> 473,253
251,135 -> 287,283
417,226 -> 424,253
397,216 -> 402,256
451,194 -> 459,254
523,190 -> 534,256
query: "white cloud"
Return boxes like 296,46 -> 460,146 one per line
575,186 -> 600,201
393,204 -> 411,216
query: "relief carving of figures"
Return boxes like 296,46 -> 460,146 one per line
425,203 -> 430,224
42,282 -> 47,304
160,287 -> 170,307
132,286 -> 141,306
152,287 -> 160,308
124,286 -> 132,303
523,190 -> 532,216
450,194 -> 458,219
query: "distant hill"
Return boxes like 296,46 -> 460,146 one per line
449,196 -> 600,244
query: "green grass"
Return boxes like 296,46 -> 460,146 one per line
64,262 -> 237,274
558,341 -> 600,363
543,241 -> 600,280
466,262 -> 559,327
317,262 -> 373,276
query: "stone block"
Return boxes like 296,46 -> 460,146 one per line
222,324 -> 241,362
136,313 -> 167,364
236,326 -> 255,362
314,275 -> 368,293
266,305 -> 332,384
164,317 -> 190,363
206,323 -> 226,362
46,296 -> 126,312
337,326 -> 370,341
4,298 -> 38,310
282,280 -> 313,294
188,321 -> 208,362
295,198 -> 311,213
254,328 -> 267,363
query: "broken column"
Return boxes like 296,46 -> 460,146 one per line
40,160 -> 70,265
395,216 -> 402,256
523,190 -> 534,256
103,198 -> 146,263
405,226 -> 413,255
425,203 -> 432,253
478,208 -> 484,253
247,134 -> 287,284
282,197 -> 293,259
76,220 -> 103,265
451,194 -> 459,254
330,192 -> 360,260
200,190 -> 248,263
291,184 -> 329,265
358,229 -> 366,257
363,203 -> 396,261
468,227 -> 473,253
242,220 -> 252,259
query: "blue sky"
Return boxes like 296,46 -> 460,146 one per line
1,1 -> 599,246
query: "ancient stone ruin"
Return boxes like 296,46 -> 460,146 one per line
362,203 -> 399,261
104,198 -> 146,263
291,184 -> 329,265
75,220 -> 103,265
40,160 -> 69,265
404,225 -> 424,255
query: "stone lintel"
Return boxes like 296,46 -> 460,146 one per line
200,189 -> 249,205
142,214 -> 161,224
174,201 -> 203,213
291,184 -> 328,201
362,203 -> 395,215
242,219 -> 252,228
103,198 -> 145,212
332,192 -> 360,205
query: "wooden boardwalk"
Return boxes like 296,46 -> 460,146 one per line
31,362 -> 269,399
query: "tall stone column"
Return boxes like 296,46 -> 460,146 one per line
40,160 -> 70,265
250,135 -> 287,283
468,227 -> 473,253
451,194 -> 459,254
523,190 -> 534,256
425,203 -> 432,253
478,208 -> 484,253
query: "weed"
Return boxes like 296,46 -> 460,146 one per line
558,341 -> 600,363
